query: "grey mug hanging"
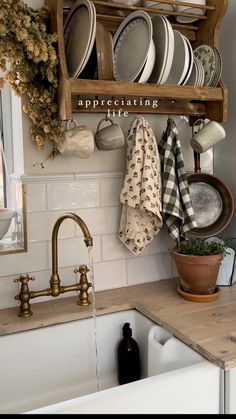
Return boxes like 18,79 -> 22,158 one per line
95,117 -> 125,151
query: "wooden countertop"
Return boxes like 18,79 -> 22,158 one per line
1,277 -> 236,370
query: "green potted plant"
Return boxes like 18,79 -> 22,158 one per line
171,239 -> 227,301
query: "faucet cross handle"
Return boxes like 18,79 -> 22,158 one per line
74,265 -> 89,275
74,264 -> 92,306
14,274 -> 34,318
14,274 -> 35,285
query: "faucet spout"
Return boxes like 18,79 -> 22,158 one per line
50,213 -> 93,296
14,213 -> 93,318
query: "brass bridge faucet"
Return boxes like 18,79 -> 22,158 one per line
14,213 -> 93,318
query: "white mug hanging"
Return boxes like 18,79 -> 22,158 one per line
58,119 -> 94,158
190,118 -> 226,154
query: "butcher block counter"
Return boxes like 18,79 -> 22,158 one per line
1,277 -> 236,370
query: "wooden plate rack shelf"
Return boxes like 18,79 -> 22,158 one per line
45,0 -> 228,123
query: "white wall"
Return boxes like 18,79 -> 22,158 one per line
215,0 -> 236,240
0,0 -> 215,310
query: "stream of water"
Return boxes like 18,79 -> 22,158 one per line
88,246 -> 101,392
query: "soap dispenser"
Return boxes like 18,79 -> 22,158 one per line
117,322 -> 141,385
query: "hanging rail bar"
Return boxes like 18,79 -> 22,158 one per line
63,1 -> 208,21
63,0 -> 215,11
92,0 -> 213,13
98,0 -> 215,10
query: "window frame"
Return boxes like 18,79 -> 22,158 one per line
0,84 -> 14,209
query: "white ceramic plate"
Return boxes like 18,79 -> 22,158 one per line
181,35 -> 194,85
185,59 -> 197,86
149,14 -> 174,84
64,0 -> 96,78
165,30 -> 189,85
159,15 -> 175,84
113,11 -> 152,82
135,38 -> 156,83
77,1 -> 96,77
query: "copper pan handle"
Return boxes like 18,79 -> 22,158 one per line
194,151 -> 201,173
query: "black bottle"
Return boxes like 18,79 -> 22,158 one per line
117,322 -> 141,385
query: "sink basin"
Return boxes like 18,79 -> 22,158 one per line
0,208 -> 15,239
0,309 -> 220,414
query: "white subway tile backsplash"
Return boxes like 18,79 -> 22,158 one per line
102,234 -> 149,261
0,169 -> 200,307
27,183 -> 47,212
149,230 -> 176,255
0,274 -> 19,309
0,242 -> 49,277
100,178 -> 124,207
102,234 -> 131,261
127,253 -> 172,286
93,260 -> 126,291
76,207 -> 121,236
28,212 -> 76,242
28,267 -> 82,304
47,181 -> 100,210
48,236 -> 101,268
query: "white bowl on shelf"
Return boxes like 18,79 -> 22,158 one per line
135,38 -> 156,83
0,208 -> 15,240
143,1 -> 175,15
176,0 -> 206,23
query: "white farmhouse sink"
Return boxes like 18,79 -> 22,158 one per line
0,309 -> 220,414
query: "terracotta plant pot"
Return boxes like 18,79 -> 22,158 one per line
171,249 -> 224,295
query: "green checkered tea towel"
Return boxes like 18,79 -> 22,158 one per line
158,118 -> 197,244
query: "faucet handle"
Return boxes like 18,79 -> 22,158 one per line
74,265 -> 89,275
14,274 -> 35,285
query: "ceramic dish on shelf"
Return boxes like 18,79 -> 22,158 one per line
78,42 -> 97,80
95,22 -> 113,80
181,35 -> 194,85
113,10 -> 153,82
195,57 -> 205,86
185,58 -> 198,86
164,30 -> 190,85
108,0 -> 141,17
135,38 -> 156,83
143,1 -> 175,16
175,0 -> 206,23
211,46 -> 223,87
175,7 -> 205,23
64,0 -> 96,78
194,44 -> 218,87
148,14 -> 174,84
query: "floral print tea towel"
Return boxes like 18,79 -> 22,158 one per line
119,116 -> 163,255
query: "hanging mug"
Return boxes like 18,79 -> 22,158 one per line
190,118 -> 226,154
95,117 -> 125,151
58,119 -> 94,158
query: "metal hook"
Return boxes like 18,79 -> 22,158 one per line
192,117 -> 205,136
167,100 -> 175,123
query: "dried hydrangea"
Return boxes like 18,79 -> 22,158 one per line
0,0 -> 63,157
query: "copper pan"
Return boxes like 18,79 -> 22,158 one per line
187,151 -> 234,238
